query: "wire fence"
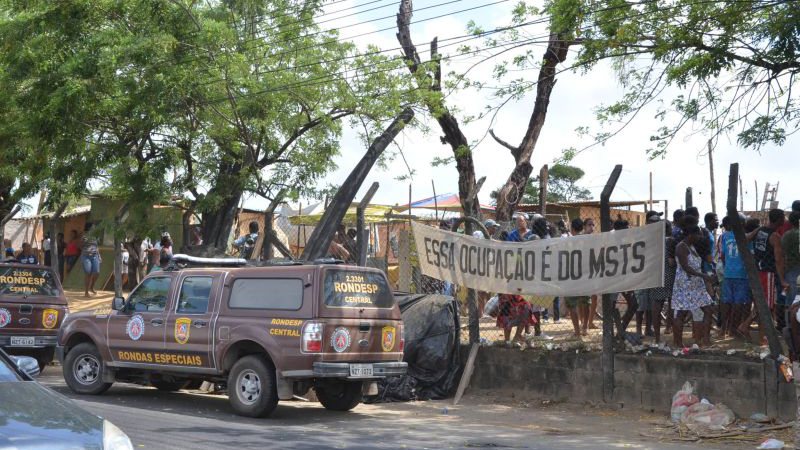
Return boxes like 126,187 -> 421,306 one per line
268,198 -> 794,358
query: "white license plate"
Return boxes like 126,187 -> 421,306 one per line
349,364 -> 374,377
10,337 -> 35,347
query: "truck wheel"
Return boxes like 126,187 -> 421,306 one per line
227,355 -> 278,418
63,343 -> 112,395
316,381 -> 363,412
151,379 -> 189,392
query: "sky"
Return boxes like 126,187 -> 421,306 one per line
19,0 -> 799,218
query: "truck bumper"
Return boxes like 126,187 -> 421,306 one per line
0,335 -> 58,349
311,361 -> 407,379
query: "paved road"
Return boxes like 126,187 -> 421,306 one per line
38,371 -> 725,450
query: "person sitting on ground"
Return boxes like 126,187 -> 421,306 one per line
16,242 -> 38,265
672,217 -> 716,348
496,293 -> 536,348
564,218 -> 590,337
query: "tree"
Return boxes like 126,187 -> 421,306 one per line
167,0 -> 416,253
567,0 -> 799,156
524,163 -> 592,203
0,0 -> 416,256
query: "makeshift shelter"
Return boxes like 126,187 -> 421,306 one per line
394,193 -> 495,216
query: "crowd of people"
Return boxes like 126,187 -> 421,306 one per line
462,201 -> 800,349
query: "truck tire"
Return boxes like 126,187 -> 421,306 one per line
151,379 -> 189,392
316,381 -> 363,412
227,355 -> 278,418
63,343 -> 112,395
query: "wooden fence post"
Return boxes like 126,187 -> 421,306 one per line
601,164 -> 623,404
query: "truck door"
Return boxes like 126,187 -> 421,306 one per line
107,276 -> 174,366
163,274 -> 221,370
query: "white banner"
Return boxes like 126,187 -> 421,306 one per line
411,221 -> 665,296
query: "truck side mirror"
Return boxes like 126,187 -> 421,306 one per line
112,296 -> 126,312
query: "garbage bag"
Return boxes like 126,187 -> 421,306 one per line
680,402 -> 735,431
670,381 -> 699,422
485,296 -> 499,317
366,293 -> 461,403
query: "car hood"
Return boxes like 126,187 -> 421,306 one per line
0,381 -> 103,449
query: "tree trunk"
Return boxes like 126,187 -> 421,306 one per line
201,189 -> 243,254
396,1 -> 480,220
493,33 -> 572,223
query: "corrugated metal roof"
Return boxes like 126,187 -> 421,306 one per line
23,205 -> 91,220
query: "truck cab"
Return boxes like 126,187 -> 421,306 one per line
0,263 -> 68,371
57,256 -> 406,417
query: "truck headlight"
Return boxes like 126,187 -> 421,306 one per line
103,420 -> 133,450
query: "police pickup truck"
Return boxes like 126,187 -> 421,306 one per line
57,255 -> 406,417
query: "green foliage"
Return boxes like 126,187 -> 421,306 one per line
491,163 -> 592,203
0,0 -> 418,244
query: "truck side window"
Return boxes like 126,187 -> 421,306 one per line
177,277 -> 212,314
229,279 -> 303,310
128,277 -> 171,313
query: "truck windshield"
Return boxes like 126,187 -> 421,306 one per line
322,269 -> 394,308
0,267 -> 60,297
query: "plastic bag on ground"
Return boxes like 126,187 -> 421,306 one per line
756,438 -> 785,449
485,296 -> 499,317
680,401 -> 735,431
671,381 -> 699,422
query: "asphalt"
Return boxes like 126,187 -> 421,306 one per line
36,370 -> 729,450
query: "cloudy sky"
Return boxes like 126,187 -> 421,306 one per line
238,0 -> 799,217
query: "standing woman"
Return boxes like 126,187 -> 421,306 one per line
81,223 -> 102,297
671,219 -> 716,348
653,221 -> 677,344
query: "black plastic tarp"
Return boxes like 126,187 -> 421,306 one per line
365,293 -> 461,402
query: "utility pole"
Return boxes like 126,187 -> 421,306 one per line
649,172 -> 653,211
755,181 -> 759,211
707,140 -> 716,214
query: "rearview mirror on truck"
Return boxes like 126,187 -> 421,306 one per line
112,296 -> 126,312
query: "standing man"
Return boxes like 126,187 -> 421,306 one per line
474,219 -> 500,316
744,209 -> 789,332
17,243 -> 38,265
720,216 -> 752,338
564,218 -> 590,337
584,218 -> 601,329
782,211 -> 800,305
42,233 -> 51,267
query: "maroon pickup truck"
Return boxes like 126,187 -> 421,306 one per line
57,257 -> 406,417
0,263 -> 68,371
